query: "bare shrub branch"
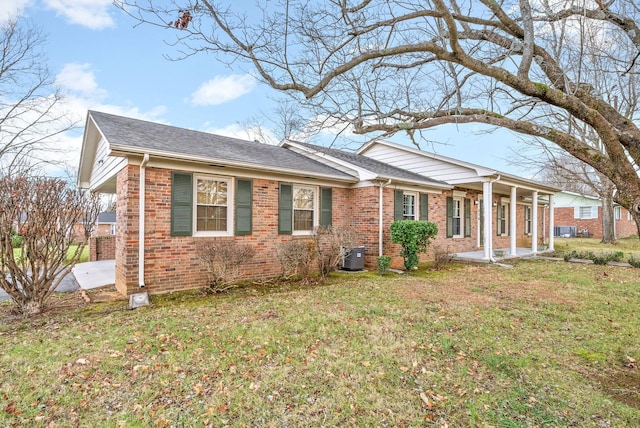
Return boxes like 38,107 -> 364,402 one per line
195,240 -> 255,293
0,175 -> 100,315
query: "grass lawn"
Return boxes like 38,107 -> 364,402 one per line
11,244 -> 89,264
553,236 -> 640,258
1,253 -> 639,426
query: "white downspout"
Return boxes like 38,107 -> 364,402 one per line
138,153 -> 149,287
378,179 -> 392,256
509,186 -> 517,256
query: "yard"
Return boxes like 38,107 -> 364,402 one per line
1,240 -> 639,426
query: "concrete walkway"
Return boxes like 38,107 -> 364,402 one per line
71,260 -> 116,290
0,260 -> 115,302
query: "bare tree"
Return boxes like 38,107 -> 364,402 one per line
0,175 -> 101,316
0,18 -> 76,175
116,0 -> 640,234
514,139 -> 620,242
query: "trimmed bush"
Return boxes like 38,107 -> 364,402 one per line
628,254 -> 640,268
376,255 -> 391,275
196,240 -> 256,293
390,220 -> 438,270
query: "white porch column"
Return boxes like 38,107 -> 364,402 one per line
548,193 -> 555,251
483,181 -> 493,260
510,186 -> 517,256
531,190 -> 539,254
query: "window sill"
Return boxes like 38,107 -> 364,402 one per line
193,231 -> 234,238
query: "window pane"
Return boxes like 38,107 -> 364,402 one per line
197,180 -> 227,205
294,209 -> 313,231
294,188 -> 314,209
452,218 -> 461,236
196,205 -> 227,231
579,206 -> 591,219
403,194 -> 415,220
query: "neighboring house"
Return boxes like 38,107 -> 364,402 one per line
553,191 -> 637,239
78,111 -> 559,296
72,211 -> 117,241
95,211 -> 117,236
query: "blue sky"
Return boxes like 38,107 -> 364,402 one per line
2,0 -> 528,178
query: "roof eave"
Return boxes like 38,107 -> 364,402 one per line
109,145 -> 359,184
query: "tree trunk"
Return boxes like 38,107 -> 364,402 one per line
601,195 -> 616,244
16,299 -> 45,316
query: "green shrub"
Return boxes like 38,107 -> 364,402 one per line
565,249 -> 626,265
376,255 -> 391,275
390,220 -> 438,270
628,254 -> 640,268
10,233 -> 22,249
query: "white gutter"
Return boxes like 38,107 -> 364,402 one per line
138,153 -> 149,287
378,179 -> 392,256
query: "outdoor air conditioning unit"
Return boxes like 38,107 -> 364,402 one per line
341,246 -> 365,271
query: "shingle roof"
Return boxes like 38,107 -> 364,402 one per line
290,141 -> 450,188
97,212 -> 116,223
89,111 -> 355,181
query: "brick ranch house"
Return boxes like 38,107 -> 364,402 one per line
77,111 -> 559,296
553,191 -> 638,239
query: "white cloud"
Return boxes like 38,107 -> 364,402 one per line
201,122 -> 279,145
0,0 -> 31,23
56,63 -> 106,98
191,74 -> 256,106
44,0 -> 114,29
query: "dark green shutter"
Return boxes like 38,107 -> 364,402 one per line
464,198 -> 471,237
278,183 -> 293,234
171,172 -> 193,236
394,190 -> 404,221
419,193 -> 429,221
235,178 -> 252,235
320,187 -> 332,227
446,196 -> 453,238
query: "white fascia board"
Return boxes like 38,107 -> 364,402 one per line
495,175 -> 561,194
109,146 -> 359,184
77,115 -> 102,188
283,140 -> 378,181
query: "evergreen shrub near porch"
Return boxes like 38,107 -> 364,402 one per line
390,220 -> 438,270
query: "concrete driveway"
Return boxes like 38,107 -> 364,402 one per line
0,260 -> 115,302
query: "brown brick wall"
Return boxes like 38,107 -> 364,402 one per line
114,165 -> 555,295
554,206 -> 638,239
89,236 -> 115,261
616,208 -> 638,238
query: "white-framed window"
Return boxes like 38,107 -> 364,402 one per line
629,211 -> 633,221
452,197 -> 462,237
524,205 -> 532,235
110,223 -> 116,235
577,206 -> 598,219
615,206 -> 621,220
403,192 -> 417,220
293,185 -> 316,233
497,203 -> 509,235
195,175 -> 233,236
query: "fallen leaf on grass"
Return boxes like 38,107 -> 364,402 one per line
626,356 -> 637,369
